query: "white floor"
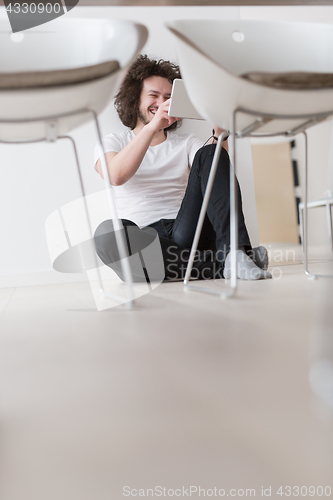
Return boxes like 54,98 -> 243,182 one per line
0,244 -> 332,500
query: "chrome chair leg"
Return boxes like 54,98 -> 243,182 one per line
229,110 -> 238,291
302,131 -> 333,279
326,201 -> 333,252
56,134 -> 133,306
0,109 -> 137,306
302,131 -> 317,279
299,205 -> 304,249
89,111 -> 135,306
183,130 -> 237,299
57,135 -> 104,284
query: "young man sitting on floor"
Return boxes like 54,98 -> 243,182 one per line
94,55 -> 271,282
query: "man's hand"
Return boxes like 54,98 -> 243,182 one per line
146,98 -> 180,133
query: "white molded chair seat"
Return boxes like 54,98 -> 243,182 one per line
166,19 -> 333,291
0,60 -> 120,89
167,20 -> 333,136
0,17 -> 147,141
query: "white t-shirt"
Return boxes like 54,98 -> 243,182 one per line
94,129 -> 203,227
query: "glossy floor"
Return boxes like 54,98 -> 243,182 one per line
0,245 -> 332,500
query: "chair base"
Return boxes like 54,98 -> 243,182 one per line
183,131 -> 237,298
0,109 -> 136,308
299,197 -> 333,254
183,106 -> 333,300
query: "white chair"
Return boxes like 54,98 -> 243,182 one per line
166,19 -> 333,295
0,17 -> 148,306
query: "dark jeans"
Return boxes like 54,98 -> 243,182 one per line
94,144 -> 251,281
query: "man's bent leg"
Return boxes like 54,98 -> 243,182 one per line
94,219 -> 221,283
172,144 -> 271,279
172,144 -> 251,259
94,219 -> 163,283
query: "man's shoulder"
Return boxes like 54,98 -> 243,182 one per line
101,128 -> 134,151
104,128 -> 133,142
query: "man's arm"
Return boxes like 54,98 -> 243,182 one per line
95,99 -> 179,186
95,126 -> 157,185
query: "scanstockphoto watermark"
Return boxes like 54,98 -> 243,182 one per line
123,486 -> 257,497
165,245 -> 293,281
266,245 -> 299,280
46,189 -> 297,310
4,0 -> 79,33
123,485 -> 332,497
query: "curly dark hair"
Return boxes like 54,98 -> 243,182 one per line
114,54 -> 182,132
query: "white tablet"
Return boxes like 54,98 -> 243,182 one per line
168,79 -> 204,120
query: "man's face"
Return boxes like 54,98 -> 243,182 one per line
137,75 -> 173,127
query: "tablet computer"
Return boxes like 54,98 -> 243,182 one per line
168,79 -> 204,120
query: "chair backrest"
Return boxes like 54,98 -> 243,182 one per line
0,18 -> 148,72
166,19 -> 333,76
166,19 -> 333,134
0,18 -> 148,140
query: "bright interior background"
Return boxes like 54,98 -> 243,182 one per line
0,5 -> 333,287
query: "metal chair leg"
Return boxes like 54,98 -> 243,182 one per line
0,109 -> 141,306
90,111 -> 135,306
57,135 -> 136,306
326,202 -> 333,252
229,110 -> 238,291
183,130 -> 237,298
302,131 -> 333,279
302,132 -> 317,279
299,205 -> 304,250
57,135 -> 104,281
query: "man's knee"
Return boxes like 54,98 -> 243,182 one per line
94,220 -> 116,264
94,219 -> 136,263
94,218 -> 137,243
94,219 -> 115,253
196,144 -> 230,173
94,219 -> 113,237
